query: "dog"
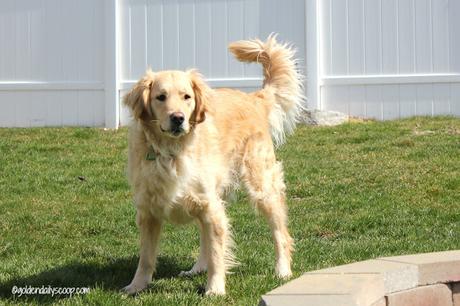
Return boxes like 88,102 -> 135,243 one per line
122,35 -> 304,296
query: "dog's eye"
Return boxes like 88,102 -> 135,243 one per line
184,94 -> 191,100
156,94 -> 167,102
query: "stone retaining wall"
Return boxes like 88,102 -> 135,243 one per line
260,250 -> 460,306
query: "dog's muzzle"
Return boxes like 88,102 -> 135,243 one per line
169,112 -> 185,136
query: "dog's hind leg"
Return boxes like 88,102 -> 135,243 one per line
241,136 -> 293,279
197,199 -> 233,295
179,221 -> 208,276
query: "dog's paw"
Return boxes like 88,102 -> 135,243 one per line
205,280 -> 226,296
121,282 -> 148,295
205,287 -> 226,296
276,263 -> 292,279
179,268 -> 206,277
179,270 -> 196,277
179,262 -> 207,277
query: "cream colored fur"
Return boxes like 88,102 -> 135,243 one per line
229,33 -> 305,146
122,36 -> 303,296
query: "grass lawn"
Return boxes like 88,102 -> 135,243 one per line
0,116 -> 459,305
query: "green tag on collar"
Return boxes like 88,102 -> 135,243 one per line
145,146 -> 157,161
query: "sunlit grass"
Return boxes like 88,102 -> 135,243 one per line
0,116 -> 459,305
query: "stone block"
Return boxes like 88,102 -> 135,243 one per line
386,284 -> 452,306
381,250 -> 460,285
261,273 -> 384,306
260,294 -> 361,306
453,282 -> 460,306
370,298 -> 386,306
307,259 -> 418,294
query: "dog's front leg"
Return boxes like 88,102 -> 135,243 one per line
199,206 -> 230,295
123,211 -> 162,295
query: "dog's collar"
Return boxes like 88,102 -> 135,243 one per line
143,129 -> 160,161
145,145 -> 158,161
145,145 -> 176,161
143,128 -> 178,161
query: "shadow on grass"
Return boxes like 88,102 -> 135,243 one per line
0,254 -> 194,304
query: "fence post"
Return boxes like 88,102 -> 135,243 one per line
104,0 -> 120,128
305,0 -> 321,110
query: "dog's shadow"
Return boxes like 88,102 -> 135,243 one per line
0,255 -> 198,304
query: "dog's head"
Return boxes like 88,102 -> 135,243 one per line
124,69 -> 209,137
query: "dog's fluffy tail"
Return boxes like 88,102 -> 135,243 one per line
228,34 -> 305,146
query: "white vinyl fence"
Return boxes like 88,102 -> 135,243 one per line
0,0 -> 109,127
0,0 -> 459,128
316,0 -> 460,120
118,0 -> 307,125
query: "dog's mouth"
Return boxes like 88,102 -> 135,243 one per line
160,126 -> 185,137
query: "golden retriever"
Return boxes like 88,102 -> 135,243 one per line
122,35 -> 304,295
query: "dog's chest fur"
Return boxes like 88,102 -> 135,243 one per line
127,122 -> 237,224
136,152 -> 199,224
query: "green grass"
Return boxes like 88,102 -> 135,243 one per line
0,116 -> 459,305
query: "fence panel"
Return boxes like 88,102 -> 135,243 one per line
319,0 -> 460,119
119,0 -> 307,125
0,0 -> 106,127
1,0 -> 459,127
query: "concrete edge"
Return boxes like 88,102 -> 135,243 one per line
260,250 -> 460,306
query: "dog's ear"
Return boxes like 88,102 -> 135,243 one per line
188,70 -> 210,124
123,70 -> 154,121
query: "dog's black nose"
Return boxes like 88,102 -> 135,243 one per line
170,112 -> 185,126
